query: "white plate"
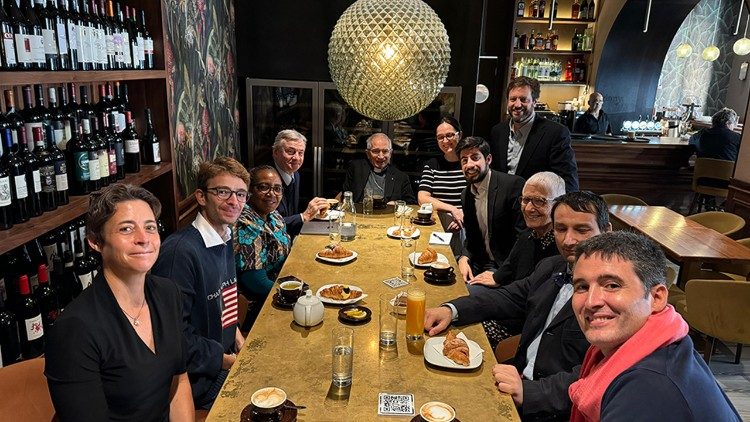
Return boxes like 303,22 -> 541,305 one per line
423,334 -> 484,370
313,210 -> 343,221
386,225 -> 421,239
316,250 -> 358,264
316,284 -> 367,305
409,252 -> 449,268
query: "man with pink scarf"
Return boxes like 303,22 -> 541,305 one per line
569,231 -> 739,421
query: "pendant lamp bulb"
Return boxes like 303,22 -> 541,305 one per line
733,15 -> 750,56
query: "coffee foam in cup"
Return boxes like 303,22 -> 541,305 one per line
251,387 -> 287,409
420,401 -> 455,422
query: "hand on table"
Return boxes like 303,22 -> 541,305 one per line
235,327 -> 245,352
222,353 -> 236,370
493,364 -> 524,406
468,271 -> 498,287
302,197 -> 329,221
449,207 -> 464,229
424,306 -> 453,336
458,256 -> 474,282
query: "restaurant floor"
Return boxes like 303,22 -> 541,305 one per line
710,344 -> 750,419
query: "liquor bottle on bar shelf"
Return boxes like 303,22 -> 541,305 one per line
517,0 -> 525,17
538,0 -> 546,19
34,263 -> 59,330
2,128 -> 30,224
16,274 -> 44,359
0,291 -> 20,367
32,126 -> 57,212
571,0 -> 581,19
580,0 -> 589,20
123,110 -> 139,173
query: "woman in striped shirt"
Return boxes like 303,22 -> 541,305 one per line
418,117 -> 468,255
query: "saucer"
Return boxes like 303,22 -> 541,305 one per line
338,305 -> 372,324
410,416 -> 462,422
272,293 -> 295,310
424,270 -> 456,285
240,399 -> 298,422
411,217 -> 436,226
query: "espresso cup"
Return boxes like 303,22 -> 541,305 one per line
327,198 -> 340,211
372,195 -> 386,209
429,262 -> 454,279
279,281 -> 303,302
420,401 -> 456,422
417,210 -> 432,221
251,387 -> 287,420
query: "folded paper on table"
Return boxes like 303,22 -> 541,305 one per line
429,232 -> 452,245
431,332 -> 484,364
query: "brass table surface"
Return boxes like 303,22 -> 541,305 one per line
208,212 -> 520,421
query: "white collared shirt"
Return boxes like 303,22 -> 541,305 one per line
274,163 -> 294,186
471,171 -> 494,261
507,114 -> 535,175
522,281 -> 574,380
192,211 -> 231,247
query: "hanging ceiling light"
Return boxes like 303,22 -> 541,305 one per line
702,45 -> 720,61
328,0 -> 451,121
734,16 -> 750,56
475,84 -> 489,104
676,43 -> 693,58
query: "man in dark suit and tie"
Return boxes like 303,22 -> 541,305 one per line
454,136 -> 525,284
489,76 -> 580,193
271,129 -> 328,237
425,191 -> 612,420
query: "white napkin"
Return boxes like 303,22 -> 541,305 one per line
431,332 -> 484,365
429,232 -> 452,245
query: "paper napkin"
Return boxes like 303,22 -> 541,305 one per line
429,232 -> 452,245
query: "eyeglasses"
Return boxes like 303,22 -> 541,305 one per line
205,187 -> 249,202
253,183 -> 284,195
436,131 -> 460,142
367,148 -> 392,156
519,196 -> 554,208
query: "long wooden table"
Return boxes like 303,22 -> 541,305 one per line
608,205 -> 750,284
208,212 -> 520,421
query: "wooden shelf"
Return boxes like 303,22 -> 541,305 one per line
0,163 -> 173,255
513,49 -> 590,56
0,70 -> 167,85
539,81 -> 587,86
516,17 -> 595,25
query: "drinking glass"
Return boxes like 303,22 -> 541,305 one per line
332,327 -> 354,387
405,288 -> 425,340
379,294 -> 398,352
394,200 -> 407,227
328,218 -> 341,245
363,188 -> 374,215
400,237 -> 416,281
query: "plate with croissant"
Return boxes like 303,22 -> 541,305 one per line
423,331 -> 483,370
313,210 -> 343,221
409,248 -> 449,268
316,284 -> 367,305
316,244 -> 358,264
386,225 -> 421,239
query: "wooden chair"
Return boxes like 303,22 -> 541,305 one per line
601,194 -> 648,206
0,357 -> 56,421
689,158 -> 735,214
683,279 -> 750,364
494,334 -> 521,364
685,211 -> 746,237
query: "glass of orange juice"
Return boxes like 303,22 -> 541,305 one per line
405,288 -> 426,340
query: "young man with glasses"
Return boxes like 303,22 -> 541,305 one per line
341,133 -> 416,204
152,156 -> 249,410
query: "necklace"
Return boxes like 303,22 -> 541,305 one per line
120,299 -> 146,327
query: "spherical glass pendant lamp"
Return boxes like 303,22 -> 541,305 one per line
328,0 -> 451,121
702,45 -> 720,61
675,43 -> 693,58
734,16 -> 750,56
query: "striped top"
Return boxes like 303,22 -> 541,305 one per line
418,156 -> 467,208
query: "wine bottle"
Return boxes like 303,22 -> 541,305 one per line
73,238 -> 92,289
142,108 -> 160,165
108,111 -> 124,179
21,0 -> 46,69
116,1 -> 130,69
128,6 -> 142,69
80,118 -> 100,192
35,0 -> 59,70
95,83 -> 112,115
40,230 -> 58,271
76,0 -> 92,70
100,0 -> 114,68
59,250 -> 81,305
53,0 -> 70,70
61,82 -> 79,143
2,128 -> 29,224
0,293 -> 20,367
34,264 -> 59,330
77,84 -> 95,121
17,126 -> 43,218
3,90 -> 23,148
33,126 -> 56,212
16,274 -> 44,359
64,0 -> 80,70
87,0 -> 104,70
48,86 -> 67,150
100,113 -> 116,183
580,0 -> 589,20
0,3 -> 18,70
65,116 -> 89,195
90,116 -> 109,187
0,140 -> 12,231
23,240 -> 47,289
140,9 -> 152,69
6,0 -> 32,69
123,111 -> 140,173
109,0 -> 123,68
47,124 -> 68,205
587,0 -> 595,19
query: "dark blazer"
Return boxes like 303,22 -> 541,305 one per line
461,170 -> 525,268
693,126 -> 740,161
342,159 -> 416,204
489,116 -> 580,193
276,171 -> 303,237
451,255 -> 590,420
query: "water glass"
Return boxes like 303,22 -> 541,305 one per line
405,288 -> 426,340
400,237 -> 416,281
379,294 -> 398,351
328,219 -> 341,245
394,200 -> 407,227
363,188 -> 374,215
332,327 -> 354,387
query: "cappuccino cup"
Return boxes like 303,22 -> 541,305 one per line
372,195 -> 386,209
417,209 -> 432,221
278,280 -> 303,302
251,387 -> 287,419
327,198 -> 340,211
429,262 -> 454,279
420,401 -> 456,422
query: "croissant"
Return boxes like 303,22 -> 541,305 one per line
442,331 -> 470,366
319,244 -> 353,259
418,247 -> 437,264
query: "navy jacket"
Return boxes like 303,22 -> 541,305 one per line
342,159 -> 416,204
276,171 -> 303,237
692,126 -> 741,161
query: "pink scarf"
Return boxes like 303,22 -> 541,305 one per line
569,304 -> 689,422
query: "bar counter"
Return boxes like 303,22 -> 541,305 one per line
572,136 -> 695,207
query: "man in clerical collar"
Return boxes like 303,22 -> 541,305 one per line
152,156 -> 248,410
341,133 -> 416,204
271,129 -> 328,238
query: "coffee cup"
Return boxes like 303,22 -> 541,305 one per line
417,209 -> 432,221
279,280 -> 303,302
327,198 -> 340,211
251,387 -> 287,419
429,262 -> 454,279
419,401 -> 456,422
372,195 -> 386,209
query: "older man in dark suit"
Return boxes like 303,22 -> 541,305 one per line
425,191 -> 612,421
454,136 -> 525,284
489,76 -> 579,193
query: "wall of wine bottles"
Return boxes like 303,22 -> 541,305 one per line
1,0 -> 156,72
